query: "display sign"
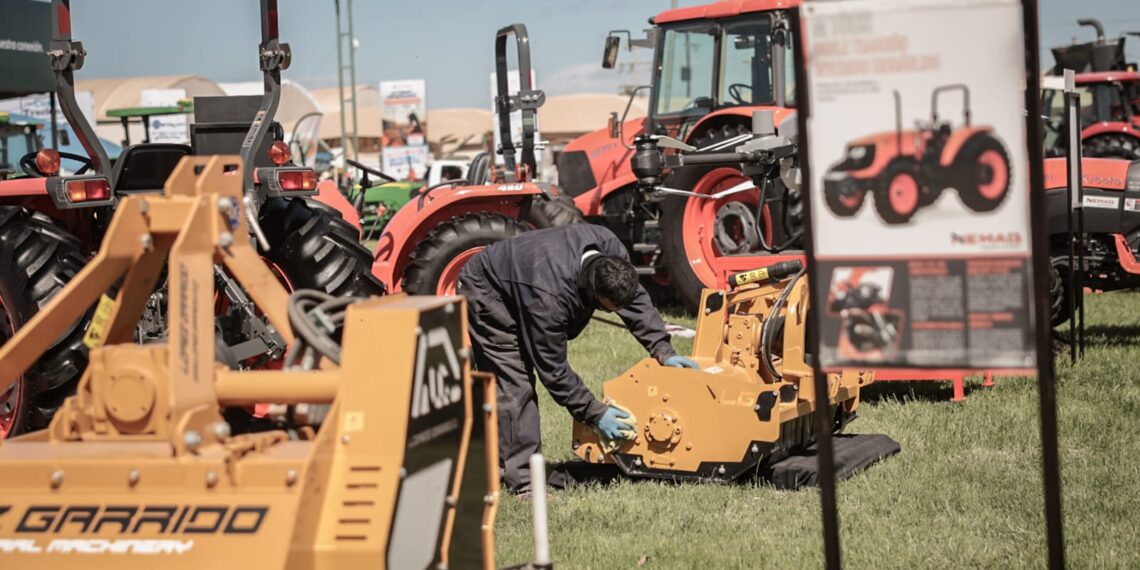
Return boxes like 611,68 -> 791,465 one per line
139,89 -> 190,144
802,0 -> 1035,369
0,0 -> 52,98
382,145 -> 431,181
489,69 -> 541,168
380,79 -> 429,180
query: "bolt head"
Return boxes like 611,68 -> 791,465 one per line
717,465 -> 727,475
50,470 -> 64,488
183,430 -> 202,452
341,434 -> 351,444
285,469 -> 298,486
212,421 -> 231,441
128,468 -> 141,486
205,471 -> 219,488
138,200 -> 149,214
218,232 -> 234,248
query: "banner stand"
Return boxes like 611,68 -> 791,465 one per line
1023,1 -> 1067,567
793,2 -> 1067,567
1063,69 -> 1086,363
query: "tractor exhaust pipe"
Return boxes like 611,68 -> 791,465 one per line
893,90 -> 902,150
1077,19 -> 1106,43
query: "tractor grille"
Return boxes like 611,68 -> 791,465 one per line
557,150 -> 597,198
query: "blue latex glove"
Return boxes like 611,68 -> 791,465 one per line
664,355 -> 699,369
595,402 -> 637,441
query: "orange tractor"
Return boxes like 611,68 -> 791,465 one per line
822,85 -> 1012,224
558,0 -> 802,310
0,0 -> 380,439
339,23 -> 581,297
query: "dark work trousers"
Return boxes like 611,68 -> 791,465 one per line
458,270 -> 540,493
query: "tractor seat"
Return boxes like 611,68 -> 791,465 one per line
468,152 -> 491,186
112,143 -> 193,194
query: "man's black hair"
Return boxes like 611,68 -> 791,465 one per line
592,255 -> 640,308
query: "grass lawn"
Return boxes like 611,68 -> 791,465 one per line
494,291 -> 1140,569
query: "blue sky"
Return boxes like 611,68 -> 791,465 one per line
67,0 -> 1140,109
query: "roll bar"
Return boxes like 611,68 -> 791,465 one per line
48,0 -> 112,181
494,23 -> 545,183
240,0 -> 291,199
931,84 -> 971,127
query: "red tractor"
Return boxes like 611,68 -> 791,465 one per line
336,23 -> 581,296
0,0 -> 379,438
557,0 -> 802,311
823,85 -> 1012,224
1043,19 -> 1140,159
1043,157 -> 1140,326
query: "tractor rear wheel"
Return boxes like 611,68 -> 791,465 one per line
528,194 -> 584,229
0,242 -> 35,438
1082,133 -> 1140,160
403,213 -> 528,296
955,135 -> 1011,213
660,124 -> 760,312
1049,254 -> 1081,327
873,159 -> 922,224
259,197 -> 385,297
0,207 -> 91,433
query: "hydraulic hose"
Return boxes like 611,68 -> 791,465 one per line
760,268 -> 806,380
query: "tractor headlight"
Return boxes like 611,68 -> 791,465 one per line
843,145 -> 875,170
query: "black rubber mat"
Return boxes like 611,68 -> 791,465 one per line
760,433 -> 901,490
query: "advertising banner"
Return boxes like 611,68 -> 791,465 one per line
802,0 -> 1035,369
0,0 -> 52,98
380,79 -> 428,179
138,89 -> 190,144
0,91 -> 97,128
489,69 -> 541,168
382,145 -> 431,181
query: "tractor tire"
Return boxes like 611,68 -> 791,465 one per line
660,123 -> 754,313
1082,133 -> 1140,160
825,183 -> 866,217
0,239 -> 37,438
528,194 -> 584,229
873,159 -> 922,225
402,213 -> 528,296
0,207 -> 92,432
258,197 -> 385,297
955,135 -> 1012,213
1049,254 -> 1081,327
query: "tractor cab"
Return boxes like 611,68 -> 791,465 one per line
606,4 -> 796,140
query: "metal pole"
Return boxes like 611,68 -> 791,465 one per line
1022,1 -> 1067,568
1063,75 -> 1078,363
334,0 -> 349,166
346,0 -> 359,163
789,8 -> 842,569
49,92 -> 57,149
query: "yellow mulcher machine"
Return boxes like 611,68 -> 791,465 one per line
571,111 -> 884,484
0,156 -> 544,569
572,261 -> 875,482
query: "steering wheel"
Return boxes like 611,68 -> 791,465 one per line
19,150 -> 94,177
727,83 -> 752,105
345,159 -> 398,184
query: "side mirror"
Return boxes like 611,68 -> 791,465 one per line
609,112 -> 619,139
603,36 -> 620,69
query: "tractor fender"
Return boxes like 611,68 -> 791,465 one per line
0,178 -> 48,198
313,179 -> 361,231
939,127 -> 996,167
1081,121 -> 1140,140
370,182 -> 542,291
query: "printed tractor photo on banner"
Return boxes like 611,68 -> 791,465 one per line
827,267 -> 903,362
823,85 -> 1012,225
